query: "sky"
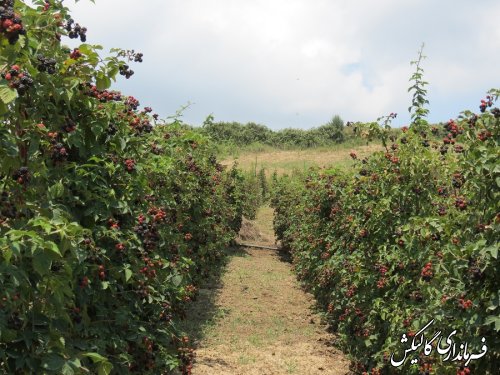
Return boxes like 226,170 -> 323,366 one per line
61,0 -> 500,129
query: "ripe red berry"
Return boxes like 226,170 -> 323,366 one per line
80,276 -> 89,287
2,19 -> 13,29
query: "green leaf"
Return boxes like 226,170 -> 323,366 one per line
61,363 -> 75,375
0,85 -> 18,104
484,316 -> 500,331
82,352 -> 107,363
33,250 -> 53,276
96,75 -> 111,90
30,217 -> 53,234
42,354 -> 65,371
97,362 -> 113,375
124,268 -> 133,282
172,274 -> 183,287
48,181 -> 65,200
45,241 -> 62,257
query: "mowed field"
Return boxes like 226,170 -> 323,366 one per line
221,143 -> 383,176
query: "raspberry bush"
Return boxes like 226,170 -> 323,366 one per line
0,1 -> 248,373
272,55 -> 499,374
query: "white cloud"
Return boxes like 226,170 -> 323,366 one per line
61,0 -> 500,128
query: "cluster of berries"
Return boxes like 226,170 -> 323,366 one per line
177,336 -> 194,375
128,115 -> 153,134
119,64 -> 134,79
51,142 -> 68,163
12,167 -> 29,185
185,155 -> 201,174
70,48 -> 82,60
134,215 -> 160,251
376,277 -> 387,289
458,298 -> 473,310
150,142 -> 163,155
64,18 -> 87,42
1,65 -> 34,96
124,96 -> 140,111
61,118 -> 76,133
159,303 -> 173,322
420,262 -> 433,281
148,206 -> 167,222
479,96 -> 493,112
83,83 -> 123,102
97,265 -> 105,280
139,257 -> 163,279
454,196 -> 467,211
442,119 -> 462,145
36,55 -> 57,74
477,130 -> 492,142
456,366 -> 471,375
108,218 -> 120,230
0,0 -> 26,44
124,159 -> 136,172
419,363 -> 433,375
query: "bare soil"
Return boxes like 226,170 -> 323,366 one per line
181,207 -> 350,375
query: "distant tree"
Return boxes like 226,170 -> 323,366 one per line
316,114 -> 345,143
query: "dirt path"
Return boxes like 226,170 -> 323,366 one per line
181,207 -> 350,375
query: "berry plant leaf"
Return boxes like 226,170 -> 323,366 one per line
0,85 -> 18,104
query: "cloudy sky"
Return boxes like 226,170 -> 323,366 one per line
63,0 -> 500,129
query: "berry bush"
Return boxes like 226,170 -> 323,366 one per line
0,1 -> 249,373
271,55 -> 499,374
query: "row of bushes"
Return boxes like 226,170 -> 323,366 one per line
271,72 -> 499,372
0,1 -> 252,374
198,114 -> 346,148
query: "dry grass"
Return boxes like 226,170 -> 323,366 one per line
180,208 -> 350,375
222,144 -> 382,176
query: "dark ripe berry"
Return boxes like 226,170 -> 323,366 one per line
454,197 -> 468,210
65,18 -> 87,42
51,143 -> 69,163
12,167 -> 30,185
421,140 -> 430,147
37,55 -> 57,74
134,53 -> 143,62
